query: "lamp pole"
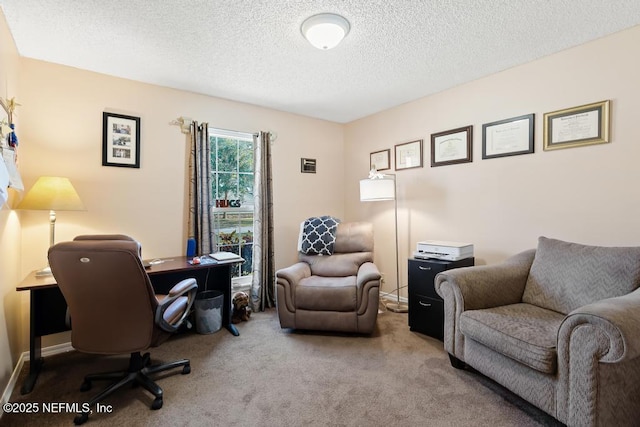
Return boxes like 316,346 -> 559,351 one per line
385,174 -> 407,313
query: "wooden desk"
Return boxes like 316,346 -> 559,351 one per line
16,255 -> 243,395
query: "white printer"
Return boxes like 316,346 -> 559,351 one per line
413,240 -> 474,261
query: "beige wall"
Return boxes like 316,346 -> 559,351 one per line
0,8 -> 22,395
17,59 -> 344,272
345,25 -> 640,298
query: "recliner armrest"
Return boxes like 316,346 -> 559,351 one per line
356,262 -> 381,288
275,263 -> 311,313
276,262 -> 311,286
155,278 -> 198,333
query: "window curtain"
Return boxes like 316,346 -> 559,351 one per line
187,122 -> 216,255
251,131 -> 275,312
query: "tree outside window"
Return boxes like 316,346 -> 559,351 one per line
211,133 -> 254,279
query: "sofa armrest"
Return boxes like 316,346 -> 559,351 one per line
434,249 -> 535,359
275,262 -> 311,312
556,288 -> 640,425
435,249 -> 535,310
559,288 -> 640,364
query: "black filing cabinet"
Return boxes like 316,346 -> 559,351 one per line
408,257 -> 474,340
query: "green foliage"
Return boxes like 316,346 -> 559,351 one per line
210,136 -> 254,202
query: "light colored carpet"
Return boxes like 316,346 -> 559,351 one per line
3,309 -> 562,426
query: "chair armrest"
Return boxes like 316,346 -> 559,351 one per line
276,262 -> 311,287
556,288 -> 640,424
356,262 -> 381,288
559,288 -> 640,363
155,278 -> 198,333
435,249 -> 535,310
434,249 -> 534,359
356,262 -> 381,314
275,262 -> 311,313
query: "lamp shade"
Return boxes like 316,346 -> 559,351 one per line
17,176 -> 85,211
360,177 -> 395,202
301,13 -> 350,50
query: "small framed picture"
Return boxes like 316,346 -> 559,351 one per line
482,114 -> 534,159
394,140 -> 423,170
370,149 -> 390,171
543,100 -> 610,151
102,112 -> 140,168
431,126 -> 473,167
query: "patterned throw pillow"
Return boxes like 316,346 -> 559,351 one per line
300,216 -> 341,255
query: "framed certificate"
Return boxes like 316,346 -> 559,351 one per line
543,100 -> 610,151
482,114 -> 534,159
394,140 -> 423,170
430,126 -> 472,167
370,149 -> 391,171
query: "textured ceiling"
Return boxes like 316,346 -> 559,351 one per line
2,1 -> 640,123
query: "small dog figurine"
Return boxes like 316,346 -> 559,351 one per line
231,292 -> 251,324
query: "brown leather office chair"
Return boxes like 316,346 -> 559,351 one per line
48,235 -> 198,425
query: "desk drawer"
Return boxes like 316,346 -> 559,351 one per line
408,294 -> 444,340
408,260 -> 447,298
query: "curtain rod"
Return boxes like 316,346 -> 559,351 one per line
170,116 -> 276,141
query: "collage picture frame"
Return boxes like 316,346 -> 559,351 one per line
102,112 -> 141,168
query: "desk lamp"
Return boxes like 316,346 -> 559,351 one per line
18,176 -> 85,276
359,169 -> 407,313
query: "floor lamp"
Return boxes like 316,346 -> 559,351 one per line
359,169 -> 408,313
17,176 -> 85,276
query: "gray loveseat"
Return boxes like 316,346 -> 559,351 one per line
435,237 -> 640,426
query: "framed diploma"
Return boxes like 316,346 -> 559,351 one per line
370,149 -> 391,171
543,100 -> 610,151
430,126 -> 473,167
394,140 -> 423,170
482,114 -> 534,159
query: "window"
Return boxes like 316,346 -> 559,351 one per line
210,129 -> 254,286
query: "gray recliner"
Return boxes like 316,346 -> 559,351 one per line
435,236 -> 640,426
275,221 -> 381,333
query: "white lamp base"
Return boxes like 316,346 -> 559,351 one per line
385,302 -> 408,313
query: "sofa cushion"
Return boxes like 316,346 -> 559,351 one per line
460,303 -> 564,374
522,237 -> 640,314
295,275 -> 356,311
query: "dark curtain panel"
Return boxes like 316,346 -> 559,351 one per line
187,122 -> 215,255
250,131 -> 275,311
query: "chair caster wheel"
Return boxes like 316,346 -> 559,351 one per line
151,397 -> 163,410
80,381 -> 91,392
182,364 -> 191,375
74,412 -> 89,425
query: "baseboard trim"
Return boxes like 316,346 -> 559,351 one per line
1,342 -> 74,415
1,353 -> 25,409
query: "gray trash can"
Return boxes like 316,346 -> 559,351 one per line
194,290 -> 224,334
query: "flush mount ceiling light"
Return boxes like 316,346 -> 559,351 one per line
301,13 -> 350,50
